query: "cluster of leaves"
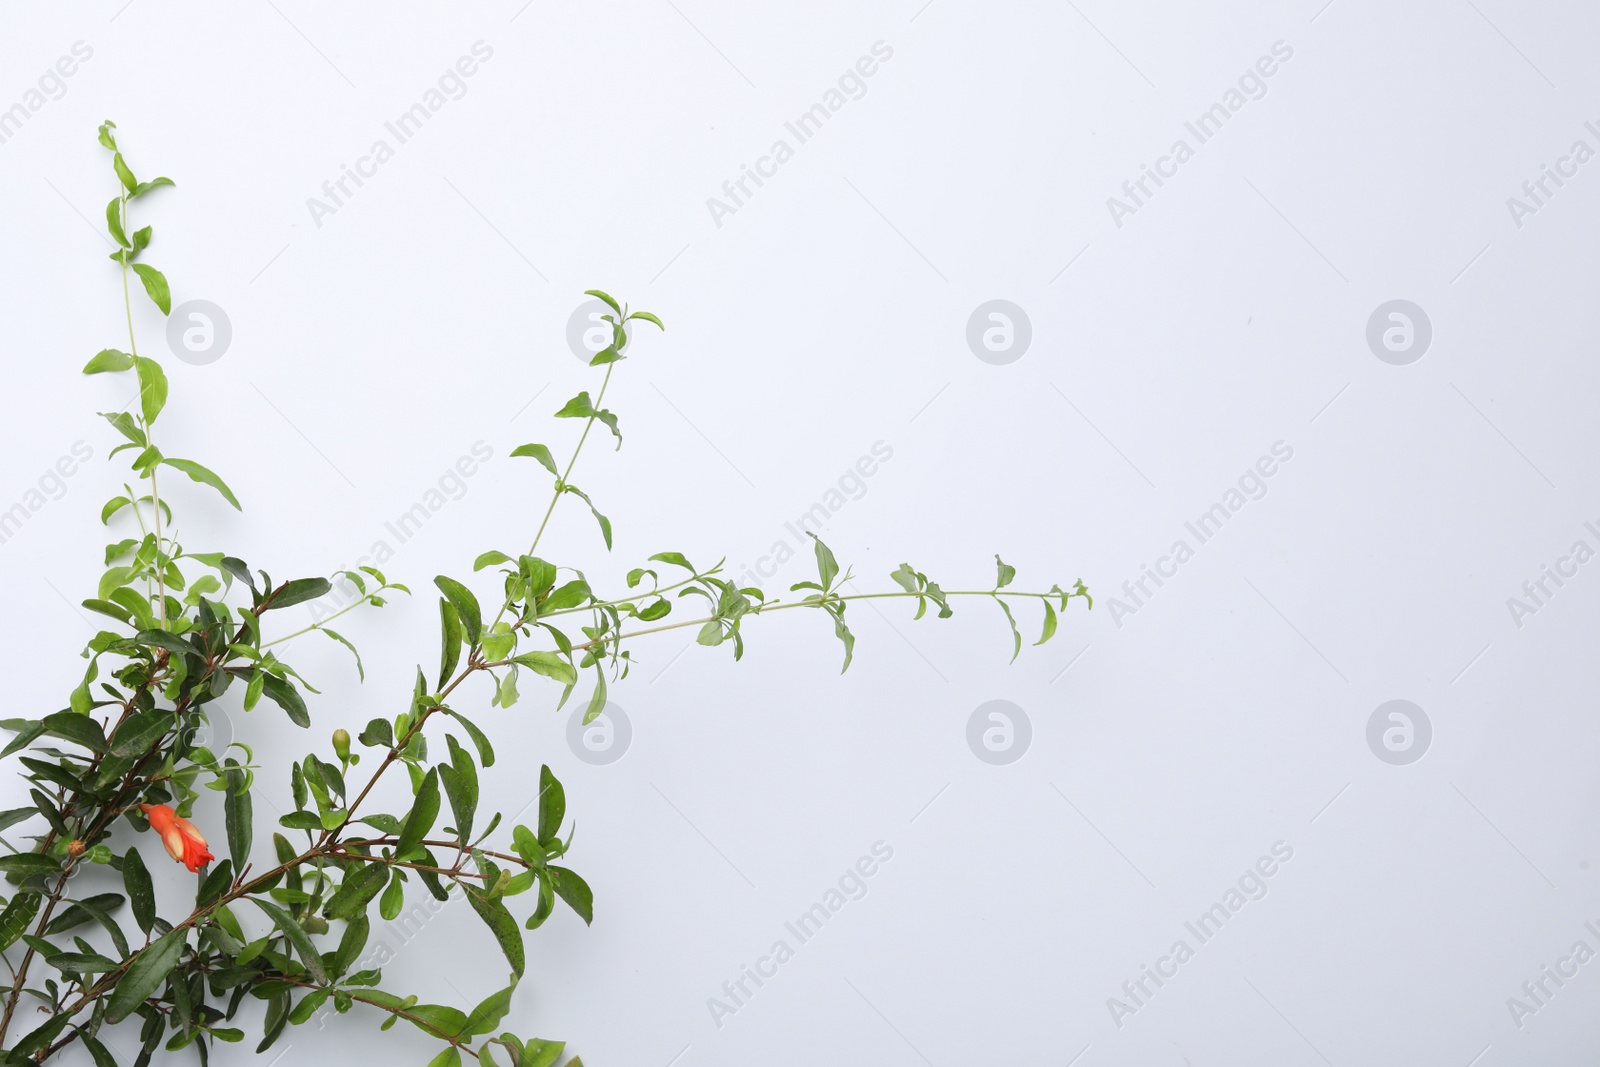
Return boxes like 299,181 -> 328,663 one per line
0,126 -> 1090,1066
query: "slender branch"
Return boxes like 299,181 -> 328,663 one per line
566,588 -> 1074,653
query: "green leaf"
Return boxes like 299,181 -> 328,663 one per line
265,577 -> 331,610
829,605 -> 855,673
132,356 -> 167,424
134,628 -> 194,656
132,176 -> 174,198
260,675 -> 311,728
0,853 -> 60,877
358,718 -> 392,748
41,711 -> 108,753
380,869 -> 405,920
323,860 -> 389,921
131,263 -> 171,315
537,765 -> 564,845
584,288 -> 620,313
111,709 -> 172,757
395,768 -> 440,860
995,597 -> 1022,664
439,736 -> 478,843
250,898 -> 328,983
434,576 -> 482,645
105,197 -> 130,247
509,443 -> 558,477
627,310 -> 665,330
427,1048 -> 463,1067
995,554 -> 1016,589
562,484 -> 612,550
541,584 -> 589,619
47,949 -> 121,973
549,866 -> 592,924
161,457 -> 241,509
225,765 -> 253,870
321,626 -> 365,681
473,550 -> 513,572
511,650 -> 577,686
1036,598 -> 1058,646
439,599 -> 463,688
84,349 -> 134,374
445,710 -> 495,768
113,151 -> 137,192
649,551 -> 695,571
810,534 -> 839,591
463,979 -> 517,1036
105,927 -> 187,1023
0,894 -> 40,952
123,847 -> 155,933
464,886 -> 525,976
553,391 -> 622,447
583,669 -> 607,725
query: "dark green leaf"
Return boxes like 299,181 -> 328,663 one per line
395,768 -> 440,860
439,736 -> 478,843
434,576 -> 482,645
41,711 -> 108,753
323,860 -> 389,921
445,711 -> 494,768
537,765 -> 564,845
105,927 -> 187,1022
225,765 -> 252,870
111,710 -> 172,758
439,599 -> 463,688
123,847 -> 155,933
0,853 -> 62,877
264,577 -> 330,610
260,675 -> 310,728
464,886 -> 525,976
250,898 -> 328,983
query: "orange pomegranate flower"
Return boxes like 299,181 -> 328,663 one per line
138,803 -> 214,872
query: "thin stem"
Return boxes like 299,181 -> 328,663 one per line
568,589 -> 1070,653
118,202 -> 168,628
261,590 -> 381,649
489,361 -> 617,634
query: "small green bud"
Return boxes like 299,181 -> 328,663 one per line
332,728 -> 351,761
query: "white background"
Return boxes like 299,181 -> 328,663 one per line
2,1 -> 1598,1064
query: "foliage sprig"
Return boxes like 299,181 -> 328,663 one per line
0,126 -> 1089,1065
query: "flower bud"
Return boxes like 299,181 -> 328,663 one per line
66,840 -> 86,858
301,914 -> 329,936
332,728 -> 351,761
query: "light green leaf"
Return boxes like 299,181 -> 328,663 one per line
995,554 -> 1016,589
130,263 -> 171,315
160,457 -> 240,509
509,443 -> 558,477
105,197 -> 130,248
583,288 -> 620,313
84,349 -> 134,375
1035,599 -> 1058,646
132,356 -> 167,424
